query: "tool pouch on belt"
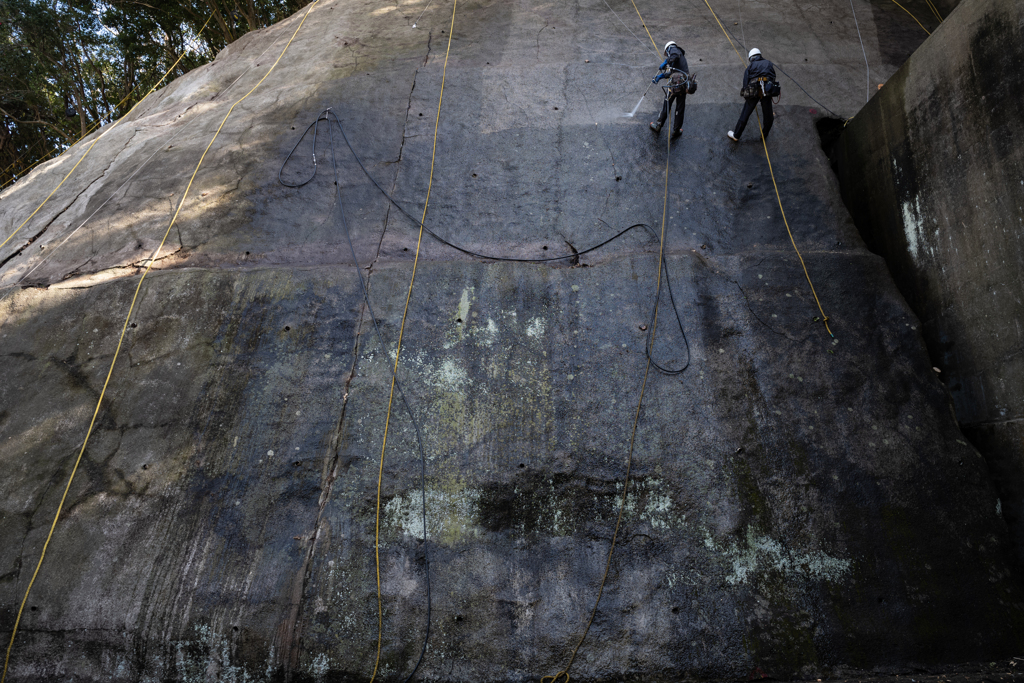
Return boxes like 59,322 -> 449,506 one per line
766,80 -> 781,97
740,84 -> 760,98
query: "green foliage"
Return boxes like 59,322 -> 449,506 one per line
0,0 -> 306,187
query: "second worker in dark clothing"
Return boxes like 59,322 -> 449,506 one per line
728,48 -> 776,142
650,41 -> 688,137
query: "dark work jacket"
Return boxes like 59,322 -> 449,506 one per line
741,55 -> 776,89
664,45 -> 689,75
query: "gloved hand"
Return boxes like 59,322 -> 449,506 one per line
652,72 -> 664,84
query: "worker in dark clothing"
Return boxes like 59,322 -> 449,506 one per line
650,41 -> 688,137
728,48 -> 776,142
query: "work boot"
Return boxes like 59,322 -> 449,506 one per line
727,130 -> 739,141
670,129 -> 682,139
649,121 -> 662,134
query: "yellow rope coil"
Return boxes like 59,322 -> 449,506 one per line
0,14 -> 216,249
368,1 -> 458,681
0,5 -> 318,682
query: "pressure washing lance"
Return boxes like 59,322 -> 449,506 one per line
623,69 -> 697,118
622,80 -> 655,118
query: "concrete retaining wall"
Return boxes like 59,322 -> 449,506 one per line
833,0 -> 1024,559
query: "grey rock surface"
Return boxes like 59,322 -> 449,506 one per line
832,0 -> 1024,564
0,0 -> 1018,681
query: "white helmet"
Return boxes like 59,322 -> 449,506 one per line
748,47 -> 761,60
664,41 -> 677,55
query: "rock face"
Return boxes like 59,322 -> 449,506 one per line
0,0 -> 1017,681
832,0 -> 1024,565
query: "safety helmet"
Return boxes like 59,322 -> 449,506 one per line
748,47 -> 761,61
664,41 -> 677,55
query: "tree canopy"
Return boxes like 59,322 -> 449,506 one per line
0,0 -> 306,188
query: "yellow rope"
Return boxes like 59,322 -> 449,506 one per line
755,113 -> 834,337
368,2 -> 457,681
924,0 -> 943,23
1,61 -> 175,188
1,15 -> 215,189
542,53 -> 676,683
701,0 -> 834,338
701,0 -> 744,62
628,0 -> 659,53
0,6 -> 317,682
1,143 -> 52,186
0,13 -> 215,250
890,0 -> 931,34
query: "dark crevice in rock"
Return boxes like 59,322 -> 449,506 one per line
283,221 -> 372,679
815,116 -> 847,175
374,30 -> 431,267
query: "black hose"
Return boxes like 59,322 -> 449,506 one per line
277,107 -> 693,680
281,110 -> 432,683
287,110 -> 690,373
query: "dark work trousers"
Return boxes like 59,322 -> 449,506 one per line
733,95 -> 774,139
656,91 -> 686,134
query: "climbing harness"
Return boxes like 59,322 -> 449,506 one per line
693,5 -> 843,118
543,54 -> 690,683
274,4 -> 690,679
0,5 -> 319,682
666,71 -> 698,96
700,0 -> 835,338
